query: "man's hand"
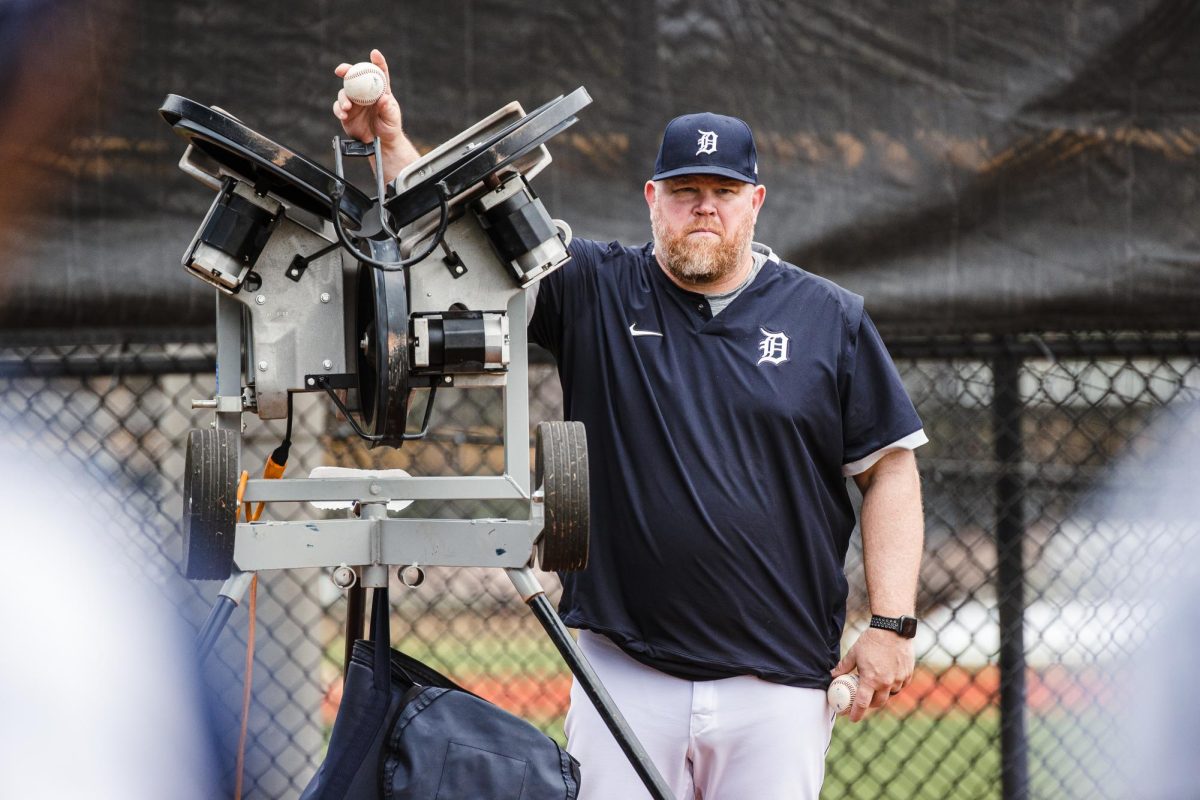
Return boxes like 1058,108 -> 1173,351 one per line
333,49 -> 403,144
830,628 -> 914,723
838,448 -> 923,723
332,49 -> 419,183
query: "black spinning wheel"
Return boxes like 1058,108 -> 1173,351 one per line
355,262 -> 412,447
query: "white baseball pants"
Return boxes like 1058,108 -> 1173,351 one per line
565,630 -> 835,800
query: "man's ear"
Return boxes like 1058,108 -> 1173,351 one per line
751,183 -> 766,221
644,180 -> 657,209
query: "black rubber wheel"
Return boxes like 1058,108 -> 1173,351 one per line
355,262 -> 411,448
182,427 -> 239,580
535,421 -> 590,572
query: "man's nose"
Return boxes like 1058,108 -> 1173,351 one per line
693,192 -> 718,215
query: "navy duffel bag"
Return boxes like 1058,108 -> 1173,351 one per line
300,588 -> 581,800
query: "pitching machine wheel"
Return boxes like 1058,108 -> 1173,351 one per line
535,421 -> 590,572
182,427 -> 239,580
355,263 -> 412,447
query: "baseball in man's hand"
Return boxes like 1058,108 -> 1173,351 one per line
343,61 -> 387,105
827,674 -> 859,715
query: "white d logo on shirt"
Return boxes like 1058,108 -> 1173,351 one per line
696,130 -> 718,155
756,328 -> 790,366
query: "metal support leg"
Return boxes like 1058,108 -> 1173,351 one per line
214,293 -> 244,437
507,567 -> 674,800
195,291 -> 250,665
196,570 -> 255,661
343,584 -> 366,685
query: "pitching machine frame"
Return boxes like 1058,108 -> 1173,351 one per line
161,89 -> 673,799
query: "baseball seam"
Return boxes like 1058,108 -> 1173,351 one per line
344,64 -> 388,104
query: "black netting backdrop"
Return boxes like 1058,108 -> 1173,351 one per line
6,2 -> 1200,797
5,0 -> 1200,336
1,331 -> 1197,799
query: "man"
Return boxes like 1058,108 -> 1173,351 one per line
334,50 -> 925,799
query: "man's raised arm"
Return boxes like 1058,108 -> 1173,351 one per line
332,49 -> 421,183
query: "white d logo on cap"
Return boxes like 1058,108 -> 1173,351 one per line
696,130 -> 718,155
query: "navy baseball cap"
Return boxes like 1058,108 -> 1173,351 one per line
651,112 -> 759,184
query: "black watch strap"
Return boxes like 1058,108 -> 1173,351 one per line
870,614 -> 918,639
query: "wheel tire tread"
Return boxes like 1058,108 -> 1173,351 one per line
537,421 -> 589,572
183,428 -> 239,580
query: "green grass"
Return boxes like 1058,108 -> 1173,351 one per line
376,624 -> 1007,797
823,712 -> 999,799
324,613 -> 567,679
324,621 -> 1128,798
821,708 -> 1129,800
393,629 -> 567,677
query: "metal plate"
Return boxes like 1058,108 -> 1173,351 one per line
232,216 -> 346,419
160,94 -> 374,227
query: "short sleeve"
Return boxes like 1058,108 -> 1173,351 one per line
528,237 -> 601,359
840,307 -> 927,476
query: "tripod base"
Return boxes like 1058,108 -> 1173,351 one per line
195,566 -> 675,800
195,570 -> 254,661
507,567 -> 674,800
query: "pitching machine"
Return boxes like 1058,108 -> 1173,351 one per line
160,90 -> 672,798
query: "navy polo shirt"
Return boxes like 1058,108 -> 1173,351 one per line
529,238 -> 924,688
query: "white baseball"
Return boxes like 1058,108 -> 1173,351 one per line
827,674 -> 859,715
343,62 -> 387,105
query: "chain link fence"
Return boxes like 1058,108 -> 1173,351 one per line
2,331 -> 1197,799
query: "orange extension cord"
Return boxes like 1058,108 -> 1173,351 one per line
232,438 -> 289,800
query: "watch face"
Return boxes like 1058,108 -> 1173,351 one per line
899,617 -> 918,638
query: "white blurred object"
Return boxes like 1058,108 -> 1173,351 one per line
0,438 -> 218,799
1107,403 -> 1200,799
307,465 -> 414,512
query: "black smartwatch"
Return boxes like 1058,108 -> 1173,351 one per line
869,614 -> 918,639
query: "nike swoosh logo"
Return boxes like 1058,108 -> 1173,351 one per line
629,323 -> 663,338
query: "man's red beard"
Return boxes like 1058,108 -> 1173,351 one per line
650,204 -> 755,286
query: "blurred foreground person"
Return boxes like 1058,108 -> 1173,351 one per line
0,1 -> 218,797
1105,402 -> 1200,799
0,439 -> 220,799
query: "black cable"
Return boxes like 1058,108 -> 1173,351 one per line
266,391 -> 294,474
315,378 -> 386,442
290,239 -> 341,273
329,180 -> 451,272
284,389 -> 294,443
312,376 -> 439,443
